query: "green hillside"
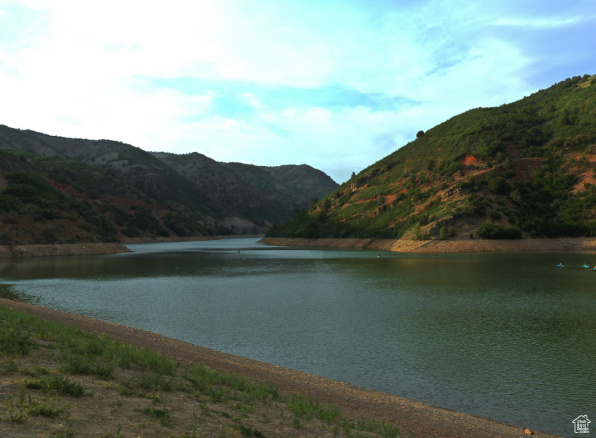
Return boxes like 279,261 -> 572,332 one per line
0,148 -> 207,244
0,127 -> 337,245
152,152 -> 338,226
268,74 -> 596,240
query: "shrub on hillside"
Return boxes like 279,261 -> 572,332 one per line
476,223 -> 522,239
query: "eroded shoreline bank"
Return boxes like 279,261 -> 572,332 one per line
260,236 -> 596,253
0,298 -> 559,438
0,242 -> 131,258
4,235 -> 593,258
0,235 -> 256,258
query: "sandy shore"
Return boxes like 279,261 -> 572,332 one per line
0,298 -> 560,438
260,236 -> 596,253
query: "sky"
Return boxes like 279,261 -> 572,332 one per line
0,1 -> 595,183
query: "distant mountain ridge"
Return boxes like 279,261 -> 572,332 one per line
268,74 -> 596,241
0,125 -> 337,244
151,152 -> 336,226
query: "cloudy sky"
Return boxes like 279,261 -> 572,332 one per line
1,1 -> 595,183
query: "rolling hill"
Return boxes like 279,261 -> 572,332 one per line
0,126 -> 337,245
267,74 -> 596,241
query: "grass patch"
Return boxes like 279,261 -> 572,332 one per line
129,372 -> 178,392
25,376 -> 86,397
141,406 -> 172,427
235,424 -> 264,436
0,326 -> 32,355
287,392 -> 342,424
1,304 -> 409,437
2,389 -> 68,422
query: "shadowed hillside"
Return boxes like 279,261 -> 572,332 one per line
151,152 -> 338,228
268,74 -> 596,241
0,127 -> 337,244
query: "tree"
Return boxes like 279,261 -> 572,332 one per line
502,157 -> 513,171
495,151 -> 507,164
510,188 -> 522,203
440,225 -> 449,240
476,223 -> 522,239
416,130 -> 425,139
488,177 -> 510,195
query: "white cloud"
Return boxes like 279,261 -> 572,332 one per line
239,93 -> 264,110
0,0 -> 595,184
492,16 -> 593,28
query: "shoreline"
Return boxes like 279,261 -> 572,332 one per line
259,236 -> 596,253
0,235 -> 262,258
119,234 -> 256,244
0,242 -> 131,258
0,298 -> 560,438
5,234 -> 592,258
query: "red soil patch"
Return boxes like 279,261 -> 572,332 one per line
48,180 -> 88,198
384,194 -> 397,205
574,175 -> 596,192
351,194 -> 395,205
459,155 -> 479,166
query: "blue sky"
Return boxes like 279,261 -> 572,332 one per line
1,1 -> 595,183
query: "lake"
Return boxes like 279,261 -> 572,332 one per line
1,237 -> 594,437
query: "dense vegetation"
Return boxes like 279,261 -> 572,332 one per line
0,127 -> 337,244
0,148 -> 209,244
153,152 -> 338,226
268,74 -> 596,240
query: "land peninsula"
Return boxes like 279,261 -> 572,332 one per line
260,236 -> 596,253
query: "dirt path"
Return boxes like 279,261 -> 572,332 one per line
0,298 -> 560,438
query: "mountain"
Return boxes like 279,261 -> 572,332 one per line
151,152 -> 337,228
268,74 -> 596,241
0,125 -> 337,244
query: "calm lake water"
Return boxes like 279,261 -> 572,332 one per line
1,237 -> 595,437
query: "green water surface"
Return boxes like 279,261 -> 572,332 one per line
1,238 -> 594,437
